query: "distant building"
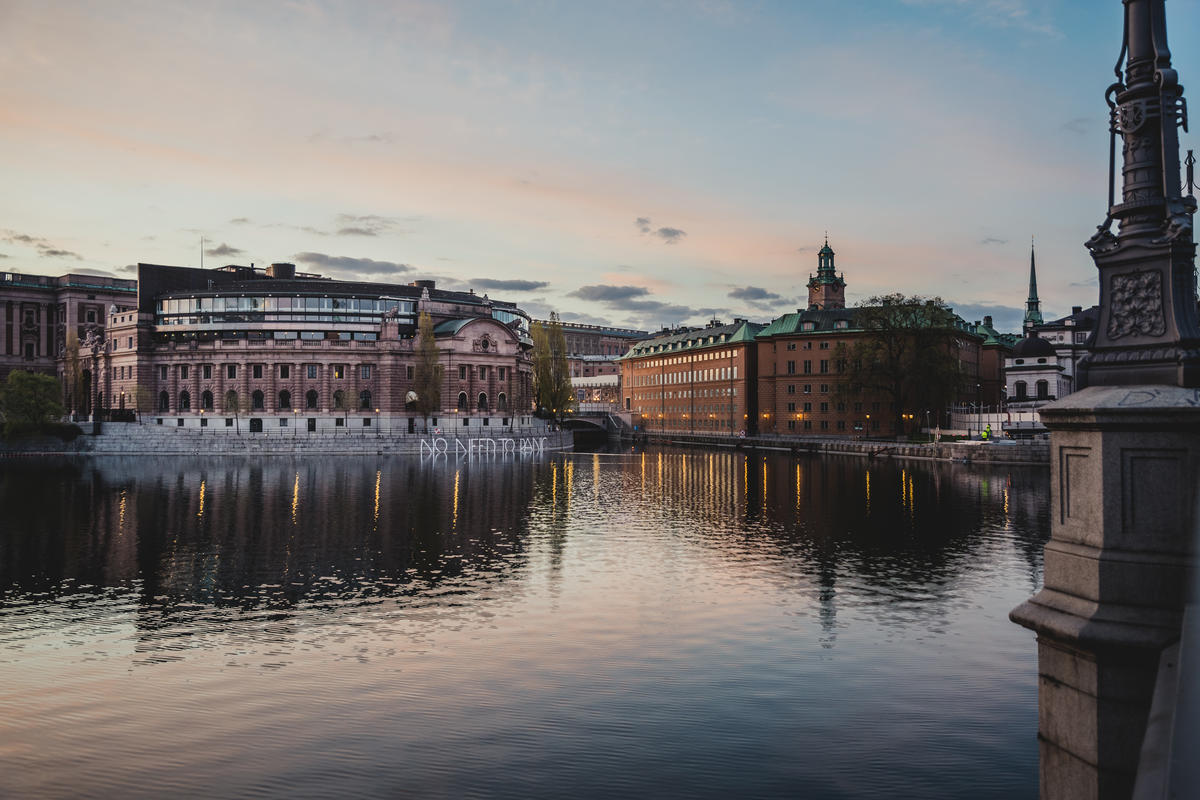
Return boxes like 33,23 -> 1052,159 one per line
74,262 -> 537,430
619,319 -> 762,434
1022,242 -> 1044,335
0,269 -> 137,398
972,316 -> 1019,407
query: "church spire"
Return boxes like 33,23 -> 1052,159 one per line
807,233 -> 846,310
1023,238 -> 1043,334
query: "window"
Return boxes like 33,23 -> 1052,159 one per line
478,392 -> 489,412
1015,381 -> 1028,400
335,417 -> 345,427
786,343 -> 796,351
803,384 -> 811,394
498,392 -> 508,411
306,390 -> 318,410
333,365 -> 345,379
159,365 -> 168,380
803,402 -> 812,412
127,336 -> 133,349
360,364 -> 371,380
253,365 -> 263,379
459,365 -> 467,381
278,390 -> 291,409
820,402 -> 829,412
787,384 -> 795,394
202,365 -> 211,379
280,364 -> 290,379
158,391 -> 169,411
786,360 -> 796,375
225,418 -> 233,427
820,342 -> 830,350
227,364 -> 237,379
359,390 -> 371,410
1036,380 -> 1049,400
180,365 -> 189,379
307,365 -> 318,379
406,366 -> 414,380
820,384 -> 829,393
837,420 -> 846,430
820,360 -> 829,374
820,420 -> 829,430
786,402 -> 796,412
803,360 -> 812,374
201,390 -> 213,410
499,367 -> 506,381
252,390 -> 265,410
179,391 -> 191,410
280,417 -> 288,427
333,390 -> 346,410
457,392 -> 468,411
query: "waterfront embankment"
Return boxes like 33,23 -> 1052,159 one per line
0,422 -> 573,457
625,431 -> 1049,465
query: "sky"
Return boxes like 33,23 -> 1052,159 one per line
1,0 -> 1197,334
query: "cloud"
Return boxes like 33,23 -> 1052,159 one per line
230,217 -> 251,224
900,0 -> 1060,36
729,286 -> 783,302
634,217 -> 688,244
0,253 -> 8,259
1,229 -> 82,259
204,242 -> 243,257
1069,276 -> 1099,288
293,251 -> 414,278
116,264 -> 138,274
469,278 -> 549,292
569,284 -> 650,302
558,310 -> 615,326
979,236 -> 1007,245
1062,118 -> 1092,136
335,214 -> 400,237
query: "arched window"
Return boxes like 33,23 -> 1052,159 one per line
306,389 -> 318,410
158,390 -> 169,412
1036,380 -> 1049,400
359,390 -> 371,410
201,390 -> 214,410
457,392 -> 468,411
179,390 -> 191,411
477,392 -> 489,412
224,390 -> 238,413
1015,381 -> 1028,400
278,390 -> 291,409
252,390 -> 265,410
497,392 -> 508,411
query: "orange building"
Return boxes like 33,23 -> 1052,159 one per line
619,319 -> 762,435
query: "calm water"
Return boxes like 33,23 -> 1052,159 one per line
0,449 -> 1048,799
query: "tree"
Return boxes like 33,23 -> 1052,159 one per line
223,389 -> 241,435
63,330 -> 83,417
412,311 -> 443,430
132,384 -> 154,423
834,294 -> 965,436
0,370 -> 66,438
531,312 -> 573,420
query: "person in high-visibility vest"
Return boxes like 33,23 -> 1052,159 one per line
983,424 -> 992,441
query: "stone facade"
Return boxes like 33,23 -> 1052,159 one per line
619,319 -> 761,435
74,263 -> 537,432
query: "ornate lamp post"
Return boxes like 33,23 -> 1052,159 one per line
1080,0 -> 1197,386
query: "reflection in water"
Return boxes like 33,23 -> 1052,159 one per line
0,451 -> 1049,800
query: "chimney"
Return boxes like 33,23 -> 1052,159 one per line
1072,306 -> 1082,315
266,262 -> 296,279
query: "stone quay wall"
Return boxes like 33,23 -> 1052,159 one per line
625,431 -> 1049,465
0,422 -> 573,457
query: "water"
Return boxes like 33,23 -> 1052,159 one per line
0,450 -> 1048,799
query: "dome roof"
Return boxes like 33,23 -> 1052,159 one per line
1013,334 -> 1055,358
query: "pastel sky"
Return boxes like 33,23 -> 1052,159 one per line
1,0 -> 1197,333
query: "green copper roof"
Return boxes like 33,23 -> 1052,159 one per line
622,320 -> 764,358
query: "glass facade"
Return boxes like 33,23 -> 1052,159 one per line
156,295 -> 416,328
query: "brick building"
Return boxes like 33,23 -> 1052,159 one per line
89,262 -> 537,432
619,319 -> 762,435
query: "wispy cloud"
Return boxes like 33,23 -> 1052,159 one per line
634,217 -> 687,245
204,242 -> 243,257
469,278 -> 550,292
335,214 -> 402,237
229,217 -> 251,225
1,229 -> 82,260
900,0 -> 1060,37
1062,117 -> 1092,136
293,251 -> 414,279
979,236 -> 1007,245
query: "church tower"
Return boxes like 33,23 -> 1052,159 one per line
1023,240 -> 1044,335
807,235 -> 846,310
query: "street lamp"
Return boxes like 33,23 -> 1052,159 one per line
375,407 -> 380,437
294,407 -> 299,438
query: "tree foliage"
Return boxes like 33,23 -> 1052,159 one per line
0,370 -> 66,438
531,313 -> 573,419
63,330 -> 83,415
413,311 -> 444,427
834,294 -> 965,434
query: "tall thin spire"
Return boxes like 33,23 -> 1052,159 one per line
1023,238 -> 1043,334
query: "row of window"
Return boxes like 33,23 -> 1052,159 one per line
785,359 -> 842,375
784,340 -> 833,350
159,388 -> 372,412
633,366 -> 738,386
158,296 -> 415,315
1012,380 -> 1051,400
457,365 -> 508,381
148,363 -> 373,381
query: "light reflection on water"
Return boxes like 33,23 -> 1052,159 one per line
0,450 -> 1048,799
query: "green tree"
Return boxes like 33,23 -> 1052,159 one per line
835,294 -> 965,436
412,311 -> 443,430
63,330 -> 83,416
532,313 -> 573,420
223,389 -> 241,434
0,370 -> 66,438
